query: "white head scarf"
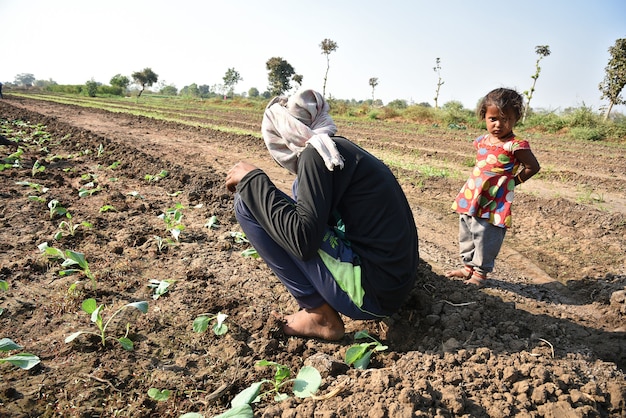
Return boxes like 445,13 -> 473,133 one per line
261,89 -> 344,174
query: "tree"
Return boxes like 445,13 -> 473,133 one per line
369,77 -> 379,102
180,83 -> 200,98
160,85 -> 178,96
14,73 -> 35,87
522,45 -> 551,123
85,79 -> 98,97
599,38 -> 626,121
222,68 -> 242,98
320,38 -> 338,97
110,74 -> 130,90
248,87 -> 260,98
433,58 -> 445,110
266,57 -> 296,96
293,74 -> 303,89
198,85 -> 213,98
131,68 -> 158,98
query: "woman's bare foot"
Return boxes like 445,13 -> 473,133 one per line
283,303 -> 345,341
445,265 -> 473,278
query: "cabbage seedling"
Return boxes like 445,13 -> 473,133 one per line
193,312 -> 228,335
212,361 -> 321,417
0,338 -> 41,370
65,298 -> 148,351
228,361 -> 321,410
144,169 -> 169,182
345,330 -> 388,370
78,182 -> 102,197
38,242 -> 97,289
204,215 -> 219,229
0,147 -> 23,170
31,160 -> 45,177
54,213 -> 93,240
48,199 -> 68,219
147,388 -> 171,401
148,279 -> 175,299
158,204 -> 185,241
15,180 -> 49,194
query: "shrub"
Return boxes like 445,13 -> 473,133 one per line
569,127 -> 605,141
524,112 -> 567,133
97,85 -> 124,96
387,99 -> 408,110
403,105 -> 437,123
563,105 -> 600,128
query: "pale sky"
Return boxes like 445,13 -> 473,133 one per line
1,0 -> 625,112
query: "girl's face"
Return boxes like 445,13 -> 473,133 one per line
485,105 -> 516,140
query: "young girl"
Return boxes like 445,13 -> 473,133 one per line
446,88 -> 540,286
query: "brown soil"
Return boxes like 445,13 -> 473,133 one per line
0,96 -> 624,418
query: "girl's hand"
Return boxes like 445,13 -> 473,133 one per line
514,149 -> 540,184
226,161 -> 258,192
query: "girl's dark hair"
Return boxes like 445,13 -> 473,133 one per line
477,88 -> 525,122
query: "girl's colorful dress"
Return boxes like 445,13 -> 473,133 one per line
451,134 -> 530,228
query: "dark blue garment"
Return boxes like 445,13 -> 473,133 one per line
234,193 -> 387,320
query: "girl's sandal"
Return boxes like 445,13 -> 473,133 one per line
445,265 -> 473,279
464,271 -> 488,288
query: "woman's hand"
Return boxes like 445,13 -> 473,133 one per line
226,161 -> 258,192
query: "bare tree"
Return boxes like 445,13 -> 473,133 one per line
433,57 -> 445,110
369,77 -> 379,102
522,45 -> 551,123
599,38 -> 626,120
320,38 -> 338,97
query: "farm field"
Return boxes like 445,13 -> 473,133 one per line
0,94 -> 625,417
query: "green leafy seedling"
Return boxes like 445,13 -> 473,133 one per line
229,231 -> 249,243
78,182 -> 102,197
148,279 -> 175,300
48,199 -> 68,219
0,338 -> 41,370
229,231 -> 259,258
246,361 -> 321,403
99,205 -> 117,213
158,204 -> 185,241
15,180 -> 49,194
38,242 -> 97,289
204,215 -> 220,229
31,160 -> 45,177
145,169 -> 169,182
241,248 -> 259,259
193,312 -> 228,335
65,298 -> 148,351
213,361 -> 321,417
345,330 -> 388,370
54,213 -> 93,240
0,147 -> 23,170
153,235 -> 171,253
147,388 -> 171,401
127,191 -> 143,199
